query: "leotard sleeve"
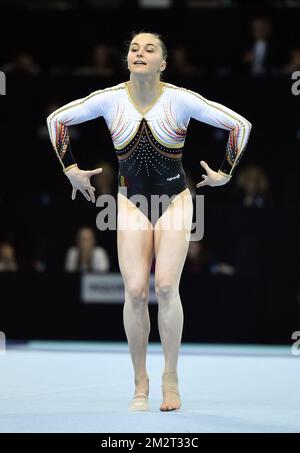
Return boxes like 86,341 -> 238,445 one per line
180,88 -> 252,177
46,89 -> 110,172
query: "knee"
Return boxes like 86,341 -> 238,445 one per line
126,283 -> 148,306
155,280 -> 176,301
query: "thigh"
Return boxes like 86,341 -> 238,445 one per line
117,192 -> 154,286
154,188 -> 193,283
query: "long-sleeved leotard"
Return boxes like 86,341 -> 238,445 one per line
47,81 -> 251,224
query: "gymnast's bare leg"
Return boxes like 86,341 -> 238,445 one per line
117,192 -> 154,404
154,188 -> 193,411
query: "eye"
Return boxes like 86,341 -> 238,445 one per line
130,47 -> 155,52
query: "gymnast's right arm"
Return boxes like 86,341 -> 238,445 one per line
46,91 -> 106,203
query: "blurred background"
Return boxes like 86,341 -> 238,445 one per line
0,0 -> 300,345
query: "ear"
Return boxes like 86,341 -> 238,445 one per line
161,60 -> 167,72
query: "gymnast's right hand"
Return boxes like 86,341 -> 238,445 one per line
64,165 -> 103,203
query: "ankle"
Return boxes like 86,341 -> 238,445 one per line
135,381 -> 149,397
135,374 -> 149,386
162,372 -> 179,391
162,371 -> 178,379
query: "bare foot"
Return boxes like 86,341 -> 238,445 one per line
160,372 -> 181,411
160,391 -> 181,411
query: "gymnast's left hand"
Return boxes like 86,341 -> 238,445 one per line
196,161 -> 231,188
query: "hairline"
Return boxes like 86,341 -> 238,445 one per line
130,42 -> 158,48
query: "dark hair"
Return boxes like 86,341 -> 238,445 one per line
122,30 -> 168,75
76,226 -> 95,243
75,226 -> 95,272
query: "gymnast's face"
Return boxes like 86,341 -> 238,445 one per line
127,33 -> 166,78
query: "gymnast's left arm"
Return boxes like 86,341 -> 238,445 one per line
180,89 -> 252,188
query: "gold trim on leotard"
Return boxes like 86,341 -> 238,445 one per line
125,81 -> 165,116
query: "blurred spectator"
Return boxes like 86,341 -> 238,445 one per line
1,51 -> 40,76
65,226 -> 110,273
282,47 -> 300,75
0,242 -> 18,272
241,18 -> 278,76
186,240 -> 236,276
236,165 -> 271,207
72,44 -> 116,77
167,45 -> 202,77
227,165 -> 272,277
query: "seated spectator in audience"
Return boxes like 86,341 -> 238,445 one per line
1,51 -> 40,76
230,165 -> 272,277
282,47 -> 300,75
167,45 -> 202,77
65,227 -> 110,273
0,242 -> 18,272
241,18 -> 278,76
72,44 -> 116,77
186,240 -> 236,276
236,165 -> 271,207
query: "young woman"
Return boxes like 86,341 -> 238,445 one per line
47,32 -> 252,412
64,226 -> 110,273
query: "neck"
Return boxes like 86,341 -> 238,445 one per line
128,75 -> 163,106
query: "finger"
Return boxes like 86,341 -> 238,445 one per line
197,175 -> 208,187
196,180 -> 208,188
79,188 -> 91,202
200,160 -> 210,172
72,188 -> 77,200
83,184 -> 93,192
88,187 -> 96,203
88,168 -> 103,176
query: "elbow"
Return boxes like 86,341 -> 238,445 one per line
46,109 -> 60,127
46,113 -> 53,127
247,121 -> 252,138
245,118 -> 252,131
236,117 -> 252,133
240,118 -> 252,135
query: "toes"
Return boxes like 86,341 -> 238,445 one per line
160,404 -> 179,411
160,405 -> 169,411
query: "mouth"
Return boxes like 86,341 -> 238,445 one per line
134,61 -> 147,66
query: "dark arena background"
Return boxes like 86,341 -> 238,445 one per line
0,0 -> 300,437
